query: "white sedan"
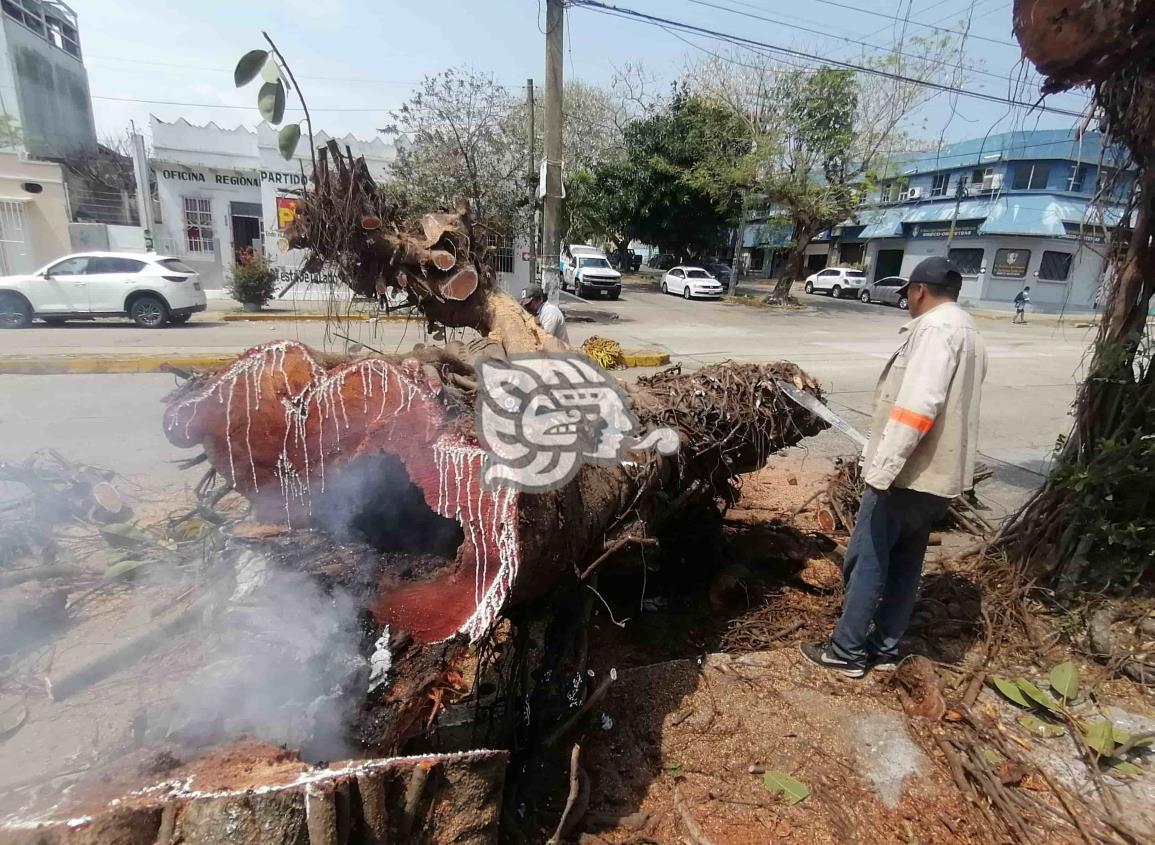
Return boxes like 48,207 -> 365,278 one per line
660,266 -> 724,300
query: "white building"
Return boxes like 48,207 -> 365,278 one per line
149,117 -> 396,291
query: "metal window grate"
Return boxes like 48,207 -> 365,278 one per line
1039,251 -> 1073,281
182,196 -> 215,255
0,201 -> 29,275
947,247 -> 984,275
485,232 -> 515,274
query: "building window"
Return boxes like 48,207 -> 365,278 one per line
931,174 -> 949,197
1039,251 -> 1073,281
485,232 -> 514,274
1012,162 -> 1052,190
2,0 -> 46,36
1067,164 -> 1089,193
879,182 -> 895,203
948,247 -> 984,275
182,197 -> 214,254
992,248 -> 1031,277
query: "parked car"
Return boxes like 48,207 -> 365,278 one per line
859,275 -> 910,309
704,262 -> 735,288
0,252 -> 207,329
660,266 -> 724,300
803,266 -> 868,298
563,254 -> 622,299
560,244 -> 603,277
646,253 -> 677,271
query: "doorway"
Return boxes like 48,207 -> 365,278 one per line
874,248 -> 905,280
230,201 -> 263,264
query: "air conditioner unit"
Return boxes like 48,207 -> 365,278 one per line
901,186 -> 923,201
980,173 -> 1003,192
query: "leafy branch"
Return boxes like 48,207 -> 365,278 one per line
233,35 -> 312,166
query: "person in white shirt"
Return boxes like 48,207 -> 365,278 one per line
520,284 -> 570,343
802,256 -> 988,678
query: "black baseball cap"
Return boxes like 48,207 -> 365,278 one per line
896,257 -> 963,296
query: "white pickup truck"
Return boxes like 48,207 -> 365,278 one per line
561,246 -> 622,300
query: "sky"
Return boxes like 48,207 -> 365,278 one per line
76,0 -> 1093,149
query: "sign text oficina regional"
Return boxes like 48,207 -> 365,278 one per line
156,168 -> 309,187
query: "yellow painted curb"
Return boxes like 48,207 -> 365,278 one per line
220,312 -> 415,322
620,350 -> 670,367
0,354 -> 236,375
2,349 -> 671,375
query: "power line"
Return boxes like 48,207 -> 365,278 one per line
709,0 -> 1018,47
674,0 -> 1081,96
858,0 -> 1006,45
92,95 -> 403,113
569,0 -> 1086,118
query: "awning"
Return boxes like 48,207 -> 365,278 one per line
902,199 -> 993,225
857,208 -> 905,238
742,220 -> 793,248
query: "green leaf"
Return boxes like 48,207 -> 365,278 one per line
1110,759 -> 1143,776
104,558 -> 154,582
762,771 -> 810,805
278,123 -> 301,161
1082,721 -> 1116,757
258,80 -> 286,124
1017,679 -> 1064,714
234,49 -> 269,87
990,676 -> 1031,708
1049,662 -> 1080,702
260,58 -> 281,84
1017,714 -> 1065,738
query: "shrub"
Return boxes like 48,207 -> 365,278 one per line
227,250 -> 278,306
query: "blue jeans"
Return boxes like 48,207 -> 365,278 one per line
830,487 -> 950,664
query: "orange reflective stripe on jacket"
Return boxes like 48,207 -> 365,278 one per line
889,406 -> 935,433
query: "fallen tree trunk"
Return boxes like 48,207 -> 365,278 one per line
162,340 -> 825,653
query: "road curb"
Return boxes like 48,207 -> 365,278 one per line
620,351 -> 670,367
1,349 -> 672,374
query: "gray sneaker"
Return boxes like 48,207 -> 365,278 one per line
869,654 -> 909,672
799,641 -> 866,678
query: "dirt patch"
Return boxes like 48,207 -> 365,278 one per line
578,650 -> 979,845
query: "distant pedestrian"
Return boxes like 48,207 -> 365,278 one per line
520,284 -> 570,343
1013,285 -> 1031,324
801,257 -> 988,678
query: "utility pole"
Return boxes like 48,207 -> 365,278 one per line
944,177 -> 967,252
526,78 -> 537,288
541,0 -> 564,304
129,122 -> 154,250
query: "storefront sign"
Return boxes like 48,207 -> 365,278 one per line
992,248 -> 1030,278
275,266 -> 340,286
276,196 -> 298,230
1061,222 -> 1107,244
261,170 -> 308,186
909,221 -> 981,239
158,167 -> 209,183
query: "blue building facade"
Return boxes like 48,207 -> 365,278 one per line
745,130 -> 1132,311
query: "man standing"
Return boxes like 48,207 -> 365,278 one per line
1013,285 -> 1031,324
520,284 -> 570,343
802,257 -> 987,678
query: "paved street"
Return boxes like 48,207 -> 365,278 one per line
0,282 -> 1095,517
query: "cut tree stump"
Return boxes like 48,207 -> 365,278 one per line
0,743 -> 507,845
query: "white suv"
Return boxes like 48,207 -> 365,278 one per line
803,267 -> 868,299
0,252 -> 207,328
